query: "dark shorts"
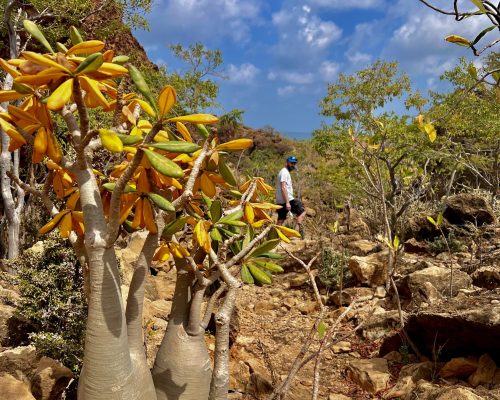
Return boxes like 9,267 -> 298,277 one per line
277,199 -> 305,220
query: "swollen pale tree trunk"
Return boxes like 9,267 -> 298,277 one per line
75,167 -> 156,400
152,260 -> 212,400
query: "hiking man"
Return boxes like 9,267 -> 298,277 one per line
276,156 -> 306,234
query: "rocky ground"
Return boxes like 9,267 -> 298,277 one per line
0,193 -> 499,399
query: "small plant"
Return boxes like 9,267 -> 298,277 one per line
427,231 -> 464,254
318,247 -> 350,289
17,236 -> 87,375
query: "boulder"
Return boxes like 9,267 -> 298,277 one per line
0,346 -> 38,381
278,239 -> 329,271
380,295 -> 500,363
361,308 -> 404,340
347,240 -> 380,256
31,357 -> 73,400
468,353 -> 497,387
0,303 -> 15,345
404,238 -> 429,254
403,265 -> 472,298
472,266 -> 500,290
347,358 -> 390,394
443,193 -> 495,226
434,387 -> 483,400
330,287 -> 373,306
405,212 -> 441,241
399,361 -> 433,382
348,250 -> 389,287
440,357 -> 478,378
0,374 -> 35,400
339,208 -> 371,237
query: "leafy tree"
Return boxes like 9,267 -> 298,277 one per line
0,22 -> 298,400
314,61 -> 433,238
168,42 -> 225,113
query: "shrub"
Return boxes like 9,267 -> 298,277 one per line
427,231 -> 465,254
318,247 -> 351,289
17,236 -> 87,375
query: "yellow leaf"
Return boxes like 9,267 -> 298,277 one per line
158,85 -> 176,118
97,62 -> 128,77
99,129 -> 124,153
275,228 -> 290,243
176,122 -> 193,142
424,123 -> 437,143
0,90 -> 27,102
21,51 -> 71,74
79,76 -> 108,108
59,212 -> 73,238
47,78 -> 74,110
135,99 -> 156,117
66,40 -> 105,56
39,210 -> 70,234
445,35 -> 470,47
244,204 -> 255,224
276,225 -> 301,238
216,139 -> 253,152
167,113 -> 218,124
0,58 -> 20,77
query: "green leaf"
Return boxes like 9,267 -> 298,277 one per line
436,212 -> 443,226
143,148 -> 184,178
393,235 -> 400,250
162,216 -> 189,236
148,141 -> 200,154
128,64 -> 158,113
147,193 -> 175,212
471,26 -> 495,45
468,0 -> 487,13
23,20 -> 54,53
258,252 -> 283,260
210,227 -> 223,242
427,216 -> 437,226
248,239 -> 280,259
196,124 -> 210,138
201,192 -> 213,209
317,320 -> 326,339
216,210 -> 244,225
210,200 -> 222,222
102,182 -> 136,193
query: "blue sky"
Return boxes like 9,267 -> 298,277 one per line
133,0 -> 490,138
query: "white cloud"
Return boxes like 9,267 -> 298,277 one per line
277,85 -> 295,96
319,61 -> 339,81
227,63 -> 260,84
309,0 -> 384,9
139,0 -> 262,45
346,51 -> 372,65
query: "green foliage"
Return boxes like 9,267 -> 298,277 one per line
17,237 -> 86,375
427,232 -> 465,254
168,42 -> 225,113
318,248 -> 350,289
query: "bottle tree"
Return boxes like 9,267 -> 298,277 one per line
0,22 -> 299,400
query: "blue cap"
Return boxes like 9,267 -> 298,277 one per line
287,156 -> 298,163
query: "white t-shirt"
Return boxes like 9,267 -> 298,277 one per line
276,167 -> 294,204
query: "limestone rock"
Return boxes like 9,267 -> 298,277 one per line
0,374 -> 35,400
347,240 -> 379,256
287,272 -> 311,288
0,303 -> 15,345
444,193 -> 495,226
348,250 -> 389,287
361,308 -> 403,340
328,394 -> 352,400
434,387 -> 483,400
384,375 -> 414,399
330,287 -> 373,306
347,358 -> 390,394
468,353 -> 496,387
31,357 -> 73,400
440,357 -> 478,378
331,341 -> 351,354
404,265 -> 472,298
404,238 -> 428,254
150,270 -> 176,301
0,346 -> 38,381
399,361 -> 433,382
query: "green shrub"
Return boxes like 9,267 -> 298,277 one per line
17,236 -> 86,375
318,247 -> 351,289
427,232 -> 465,254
